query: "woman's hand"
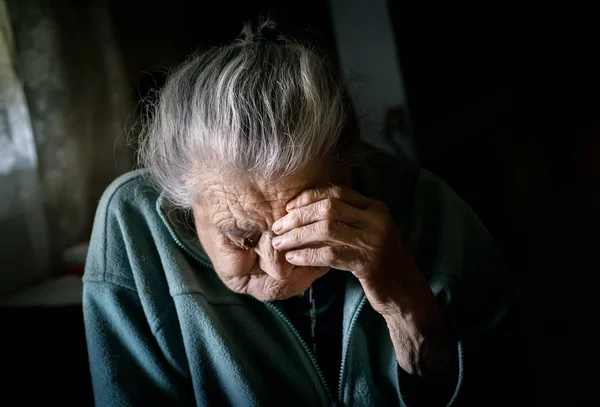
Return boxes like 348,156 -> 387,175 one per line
271,185 -> 450,376
271,185 -> 435,317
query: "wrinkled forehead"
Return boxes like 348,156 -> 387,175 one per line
196,166 -> 330,229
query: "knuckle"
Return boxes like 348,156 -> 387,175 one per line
320,198 -> 336,217
296,209 -> 307,226
286,228 -> 299,244
294,192 -> 308,207
310,189 -> 321,202
329,184 -> 343,197
308,202 -> 320,220
324,246 -> 339,263
323,220 -> 338,237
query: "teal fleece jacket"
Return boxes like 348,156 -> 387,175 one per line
83,151 -> 513,406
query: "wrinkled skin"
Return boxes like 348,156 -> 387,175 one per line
191,166 -> 333,301
192,164 -> 451,378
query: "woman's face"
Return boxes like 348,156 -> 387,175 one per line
192,166 -> 333,301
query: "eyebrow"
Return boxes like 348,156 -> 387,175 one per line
218,225 -> 262,237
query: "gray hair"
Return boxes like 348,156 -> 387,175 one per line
139,18 -> 358,208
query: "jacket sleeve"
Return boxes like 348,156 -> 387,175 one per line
398,169 -> 522,407
83,282 -> 192,406
82,173 -> 194,406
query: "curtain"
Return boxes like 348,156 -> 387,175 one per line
0,0 -> 51,296
1,0 -> 133,296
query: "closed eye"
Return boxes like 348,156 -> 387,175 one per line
226,232 -> 260,250
228,227 -> 255,239
219,224 -> 262,249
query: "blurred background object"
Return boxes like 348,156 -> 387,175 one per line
1,0 -> 598,405
0,0 -> 51,297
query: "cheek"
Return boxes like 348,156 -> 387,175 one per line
213,250 -> 256,278
196,229 -> 256,277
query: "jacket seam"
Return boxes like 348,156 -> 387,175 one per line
84,278 -> 139,294
99,173 -> 144,284
152,303 -> 178,335
84,272 -> 137,290
85,278 -> 172,336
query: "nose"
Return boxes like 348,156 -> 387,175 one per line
254,232 -> 295,280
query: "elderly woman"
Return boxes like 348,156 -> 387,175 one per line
83,20 -> 514,407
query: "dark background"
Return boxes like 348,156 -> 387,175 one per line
2,0 -> 598,405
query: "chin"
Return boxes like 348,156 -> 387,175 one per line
249,267 -> 330,302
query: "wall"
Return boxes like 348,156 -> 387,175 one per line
328,0 -> 412,157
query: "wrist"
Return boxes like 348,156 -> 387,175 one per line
383,304 -> 444,348
360,245 -> 435,318
363,271 -> 440,321
384,303 -> 450,377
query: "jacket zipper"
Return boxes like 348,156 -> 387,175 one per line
264,302 -> 334,402
161,220 -> 334,401
160,206 -> 367,404
158,206 -> 215,269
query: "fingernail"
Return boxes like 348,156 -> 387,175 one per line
272,236 -> 282,248
286,202 -> 296,211
286,252 -> 295,260
272,220 -> 282,234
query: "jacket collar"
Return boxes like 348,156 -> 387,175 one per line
156,193 -> 213,267
156,183 -> 368,331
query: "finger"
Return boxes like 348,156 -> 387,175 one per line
272,219 -> 362,251
285,246 -> 361,271
272,197 -> 364,235
286,184 -> 373,211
